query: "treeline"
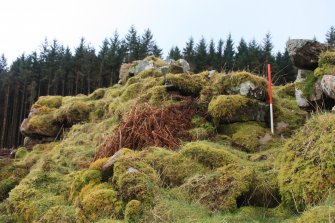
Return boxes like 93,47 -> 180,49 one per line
169,33 -> 296,84
0,25 -> 334,148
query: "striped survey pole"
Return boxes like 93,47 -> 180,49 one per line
267,64 -> 274,134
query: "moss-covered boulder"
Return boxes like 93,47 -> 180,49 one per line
288,205 -> 335,223
180,141 -> 244,169
278,113 -> 335,211
77,183 -> 123,221
20,106 -> 61,137
125,200 -> 143,223
111,152 -> 160,206
181,164 -> 255,212
36,205 -> 77,223
208,95 -> 268,124
165,73 -> 203,96
314,51 -> 335,77
221,122 -> 268,153
144,147 -> 206,187
54,101 -> 92,125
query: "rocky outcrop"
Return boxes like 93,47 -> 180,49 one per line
289,40 -> 335,109
287,39 -> 334,70
119,56 -> 190,83
321,75 -> 335,99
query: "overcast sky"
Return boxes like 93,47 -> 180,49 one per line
0,0 -> 334,64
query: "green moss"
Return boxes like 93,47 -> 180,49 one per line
222,122 -> 268,153
274,83 -> 296,98
148,85 -> 168,106
314,51 -> 335,77
33,96 -> 62,109
208,95 -> 266,124
77,183 -> 123,221
26,112 -> 60,137
125,200 -> 142,223
211,72 -> 269,101
180,141 -> 245,169
165,73 -> 203,96
15,147 -> 28,159
143,55 -> 167,67
36,205 -> 77,223
295,70 -> 318,97
181,164 -> 255,212
68,169 -> 102,203
144,147 -> 206,187
89,88 -> 106,100
277,113 -> 335,211
54,101 -> 92,125
112,152 -> 160,206
121,83 -> 144,101
291,206 -> 335,223
188,116 -> 215,140
272,95 -> 307,134
0,177 -> 19,201
89,157 -> 109,171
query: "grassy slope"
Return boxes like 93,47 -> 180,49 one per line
1,58 -> 334,222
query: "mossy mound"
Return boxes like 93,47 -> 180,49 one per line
289,206 -> 335,223
111,151 -> 160,206
314,51 -> 335,77
36,205 -> 77,223
210,72 -> 269,101
181,164 -> 255,212
208,95 -> 267,123
125,200 -> 143,223
77,183 -> 123,221
180,141 -> 245,169
33,95 -> 63,109
165,73 -> 203,96
54,101 -> 92,125
144,147 -> 207,187
278,113 -> 335,211
221,122 -> 268,153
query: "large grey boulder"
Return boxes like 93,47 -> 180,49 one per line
177,59 -> 190,73
287,39 -> 334,70
321,75 -> 335,99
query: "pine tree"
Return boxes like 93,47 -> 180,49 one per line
125,25 -> 140,62
262,33 -> 274,62
167,46 -> 182,60
194,37 -> 208,72
223,34 -> 235,72
208,39 -> 216,69
215,39 -> 224,71
235,38 -> 249,71
248,39 -> 262,74
326,26 -> 335,46
183,37 -> 195,71
0,54 -> 7,74
151,44 -> 163,58
139,29 -> 154,58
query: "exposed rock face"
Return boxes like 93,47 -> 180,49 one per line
321,75 -> 335,99
287,39 -> 334,70
118,57 -> 190,83
177,59 -> 190,73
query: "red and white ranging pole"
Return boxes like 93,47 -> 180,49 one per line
267,64 -> 274,134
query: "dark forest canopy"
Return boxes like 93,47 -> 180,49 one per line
0,25 -> 334,148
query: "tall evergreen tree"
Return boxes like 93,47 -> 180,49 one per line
183,37 -> 195,71
194,37 -> 208,72
167,46 -> 182,60
215,39 -> 224,71
223,34 -> 235,72
208,39 -> 216,69
235,38 -> 249,71
262,33 -> 274,62
139,29 -> 154,58
248,39 -> 262,74
326,26 -> 335,46
0,54 -> 8,74
151,44 -> 163,58
125,25 -> 140,62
